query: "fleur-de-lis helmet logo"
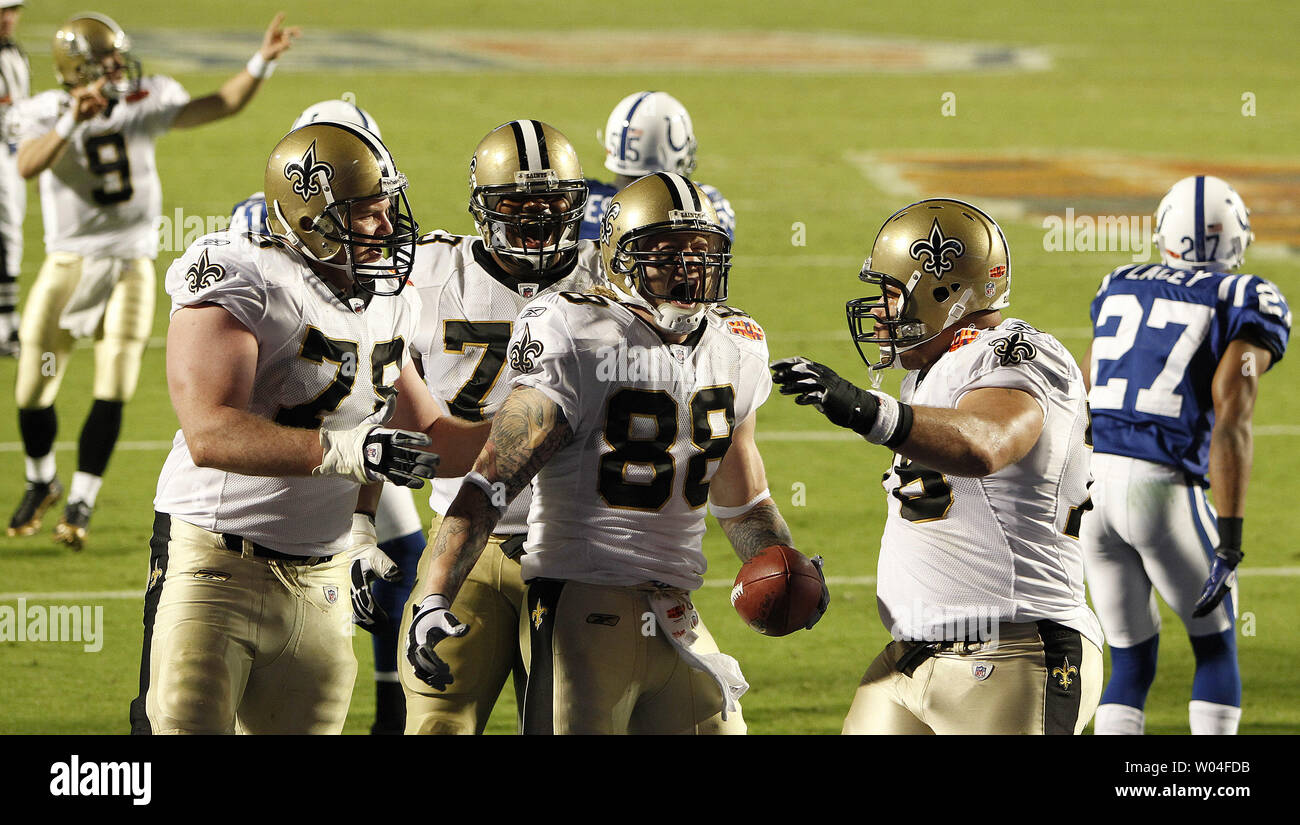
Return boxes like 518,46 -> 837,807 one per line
509,324 -> 545,372
185,250 -> 226,294
909,218 -> 966,277
284,140 -> 335,203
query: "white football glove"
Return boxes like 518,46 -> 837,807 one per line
348,513 -> 401,632
316,390 -> 439,488
406,594 -> 469,691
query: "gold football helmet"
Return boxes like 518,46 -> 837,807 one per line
265,122 -> 419,296
52,13 -> 141,98
469,120 -> 588,276
847,198 -> 1010,369
601,171 -> 731,334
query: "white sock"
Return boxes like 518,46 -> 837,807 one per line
1094,703 -> 1145,735
1189,700 -> 1241,735
25,454 -> 57,484
69,471 -> 104,508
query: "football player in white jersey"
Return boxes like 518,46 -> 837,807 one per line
1082,176 -> 1290,735
405,172 -> 826,734
0,0 -> 29,355
398,119 -> 605,734
145,123 -> 484,735
580,91 -> 735,242
773,198 -> 1103,735
5,13 -> 296,551
130,99 -> 428,735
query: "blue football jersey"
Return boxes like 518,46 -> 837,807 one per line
230,192 -> 270,235
1089,263 -> 1291,480
580,177 -> 735,242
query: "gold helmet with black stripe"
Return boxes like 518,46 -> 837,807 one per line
469,120 -> 588,276
601,171 -> 732,334
265,122 -> 420,296
847,198 -> 1011,370
52,12 -> 141,98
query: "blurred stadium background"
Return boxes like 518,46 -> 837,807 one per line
1,0 -> 1297,734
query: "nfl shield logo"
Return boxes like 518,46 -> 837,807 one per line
518,283 -> 539,299
365,443 -> 382,464
971,662 -> 993,681
324,586 -> 339,604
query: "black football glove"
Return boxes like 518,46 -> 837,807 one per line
316,389 -> 440,488
770,357 -> 880,436
805,554 -> 830,630
406,594 -> 469,691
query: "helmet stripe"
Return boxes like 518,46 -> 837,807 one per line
657,172 -> 699,212
327,121 -> 394,175
530,120 -> 550,169
509,120 -> 547,171
656,172 -> 686,210
1194,175 -> 1205,262
617,91 -> 653,164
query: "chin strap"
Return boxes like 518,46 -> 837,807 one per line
610,278 -> 707,334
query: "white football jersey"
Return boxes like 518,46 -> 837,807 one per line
876,319 -> 1103,648
0,41 -> 30,275
14,76 -> 190,259
408,232 -> 604,534
509,292 -> 772,590
153,231 -> 420,557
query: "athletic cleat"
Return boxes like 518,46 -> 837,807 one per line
8,478 -> 64,536
53,501 -> 93,551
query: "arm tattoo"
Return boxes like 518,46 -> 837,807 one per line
720,500 -> 794,562
476,386 -> 573,503
426,387 -> 574,598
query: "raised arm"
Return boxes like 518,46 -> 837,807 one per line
771,357 -> 1044,477
16,79 -> 108,179
170,13 -> 298,129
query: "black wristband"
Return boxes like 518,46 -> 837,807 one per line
1217,516 -> 1243,553
883,402 -> 914,450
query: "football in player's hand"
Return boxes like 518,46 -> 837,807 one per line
731,545 -> 824,636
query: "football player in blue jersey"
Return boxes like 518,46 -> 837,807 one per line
1082,175 -> 1291,735
580,91 -> 734,242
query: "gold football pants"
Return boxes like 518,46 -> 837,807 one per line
842,621 -> 1102,735
145,516 -> 356,735
399,513 -> 529,735
520,579 -> 746,735
15,252 -> 154,408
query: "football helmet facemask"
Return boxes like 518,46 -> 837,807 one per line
1154,175 -> 1253,272
847,198 -> 1011,370
52,13 -> 141,99
292,98 -> 382,138
602,91 -> 698,178
265,122 -> 419,296
469,120 -> 588,277
601,172 -> 731,335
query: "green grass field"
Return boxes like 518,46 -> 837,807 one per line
1,1 -> 1298,734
